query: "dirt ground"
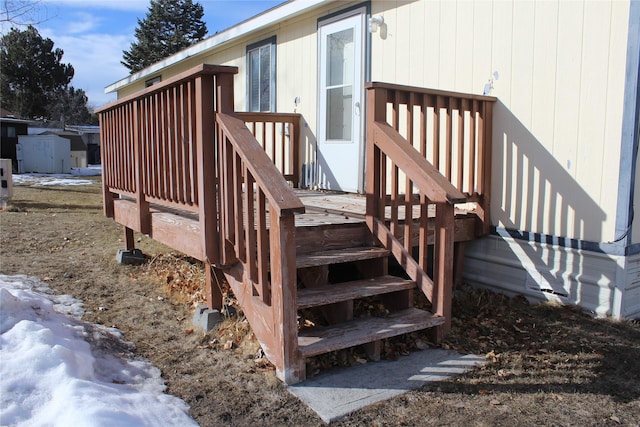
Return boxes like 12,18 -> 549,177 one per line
2,179 -> 640,426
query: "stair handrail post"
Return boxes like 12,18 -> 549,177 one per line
196,71 -> 222,309
269,211 -> 301,384
365,85 -> 388,236
433,201 -> 455,340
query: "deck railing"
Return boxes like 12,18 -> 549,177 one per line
366,82 -> 495,235
236,112 -> 301,187
366,82 -> 495,338
97,65 -> 304,383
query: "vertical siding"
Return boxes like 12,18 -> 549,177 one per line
464,235 -> 622,317
624,254 -> 640,318
370,0 -> 630,243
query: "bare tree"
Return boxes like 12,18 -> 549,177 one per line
1,0 -> 45,28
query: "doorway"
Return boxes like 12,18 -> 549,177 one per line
316,9 -> 366,193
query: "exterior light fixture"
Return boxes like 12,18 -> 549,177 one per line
369,15 -> 384,33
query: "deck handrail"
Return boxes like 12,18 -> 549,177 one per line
366,82 -> 495,340
365,81 -> 495,235
98,65 -> 303,383
236,112 -> 301,187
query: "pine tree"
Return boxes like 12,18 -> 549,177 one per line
122,0 -> 208,73
0,25 -> 74,119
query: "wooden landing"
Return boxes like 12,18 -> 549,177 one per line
112,189 -> 480,261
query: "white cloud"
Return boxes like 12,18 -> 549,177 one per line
42,0 -> 149,12
65,11 -> 101,34
40,26 -> 132,107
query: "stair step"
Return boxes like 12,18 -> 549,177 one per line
298,308 -> 444,358
297,275 -> 415,309
296,246 -> 390,269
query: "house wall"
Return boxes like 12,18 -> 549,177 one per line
116,1 -> 359,188
369,0 -> 630,244
464,234 -> 640,319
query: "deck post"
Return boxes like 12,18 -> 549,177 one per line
270,213 -> 300,384
133,99 -> 150,234
365,86 -> 387,237
124,226 -> 135,251
433,202 -> 455,341
195,73 -> 222,309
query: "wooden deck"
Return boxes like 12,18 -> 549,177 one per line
97,64 -> 495,384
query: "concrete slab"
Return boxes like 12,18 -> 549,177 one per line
288,349 -> 484,423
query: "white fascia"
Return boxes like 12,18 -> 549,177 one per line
105,0 -> 329,94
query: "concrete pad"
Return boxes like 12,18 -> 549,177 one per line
288,349 -> 484,423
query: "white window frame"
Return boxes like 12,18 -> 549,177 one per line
246,36 -> 276,112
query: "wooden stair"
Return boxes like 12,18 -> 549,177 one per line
299,308 -> 444,357
294,223 -> 444,380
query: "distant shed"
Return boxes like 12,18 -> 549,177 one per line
17,134 -> 71,174
44,131 -> 88,168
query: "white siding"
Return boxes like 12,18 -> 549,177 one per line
464,235 -> 623,318
370,0 -> 630,243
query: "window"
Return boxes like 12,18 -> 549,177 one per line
145,76 -> 162,87
246,36 -> 276,112
7,126 -> 16,138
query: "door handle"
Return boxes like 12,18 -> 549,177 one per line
354,101 -> 361,116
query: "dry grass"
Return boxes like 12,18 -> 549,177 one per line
2,179 -> 639,426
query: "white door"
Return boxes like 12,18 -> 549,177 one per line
317,11 -> 365,193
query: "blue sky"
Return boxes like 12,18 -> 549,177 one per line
6,0 -> 284,107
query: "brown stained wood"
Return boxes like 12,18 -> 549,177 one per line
257,190 -> 269,295
433,202 -> 455,342
468,100 -> 477,197
150,211 -> 203,259
370,218 -> 434,302
245,175 -> 258,285
481,101 -> 493,235
295,247 -> 390,269
204,260 -> 222,310
269,213 -> 299,383
113,199 -> 141,231
445,99 -> 452,181
216,113 -> 305,216
124,226 -> 135,251
295,222 -> 369,255
457,99 -> 466,192
365,82 -> 497,103
298,308 -> 444,358
297,275 -> 415,309
433,96 -> 441,170
373,122 -> 466,204
195,74 -> 219,267
97,64 -> 239,114
223,263 -> 276,362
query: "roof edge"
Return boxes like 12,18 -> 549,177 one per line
105,0 -> 329,95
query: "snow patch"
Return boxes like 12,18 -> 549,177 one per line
0,274 -> 198,427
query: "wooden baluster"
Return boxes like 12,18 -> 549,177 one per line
458,98 -> 467,193
256,190 -> 269,303
445,97 -> 452,181
468,100 -> 477,196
